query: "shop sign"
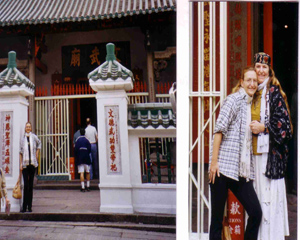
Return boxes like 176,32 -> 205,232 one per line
62,41 -> 131,83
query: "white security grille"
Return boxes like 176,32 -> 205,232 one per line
189,2 -> 227,239
36,97 -> 70,177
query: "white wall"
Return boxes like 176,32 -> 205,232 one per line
128,128 -> 176,214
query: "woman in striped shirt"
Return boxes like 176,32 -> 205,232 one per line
209,66 -> 262,240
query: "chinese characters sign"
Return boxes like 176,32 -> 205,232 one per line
105,106 -> 121,174
0,112 -> 13,176
62,41 -> 131,84
228,3 -> 247,92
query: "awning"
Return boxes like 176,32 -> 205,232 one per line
0,0 -> 176,27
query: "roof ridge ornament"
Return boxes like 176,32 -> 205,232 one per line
106,43 -> 116,61
88,43 -> 134,92
7,51 -> 17,69
0,51 -> 35,96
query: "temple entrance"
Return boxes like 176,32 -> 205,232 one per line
72,97 -> 97,180
35,95 -> 97,180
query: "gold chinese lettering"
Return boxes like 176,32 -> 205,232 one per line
70,48 -> 80,67
90,46 -> 100,65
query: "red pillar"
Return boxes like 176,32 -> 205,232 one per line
247,3 -> 252,66
263,3 -> 273,68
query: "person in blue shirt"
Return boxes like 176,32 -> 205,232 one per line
75,128 -> 91,192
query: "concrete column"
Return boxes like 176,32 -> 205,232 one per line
96,90 -> 133,213
0,95 -> 29,212
0,51 -> 35,212
89,43 -> 134,214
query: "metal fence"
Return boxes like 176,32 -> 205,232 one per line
139,137 -> 176,184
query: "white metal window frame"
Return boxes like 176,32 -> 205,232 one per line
177,1 -> 228,239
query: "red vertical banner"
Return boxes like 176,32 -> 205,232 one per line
247,3 -> 252,66
227,2 -> 248,94
203,3 -> 210,163
227,190 -> 245,239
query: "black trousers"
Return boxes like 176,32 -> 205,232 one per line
22,165 -> 36,211
209,174 -> 262,240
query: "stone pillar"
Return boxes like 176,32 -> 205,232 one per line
0,51 -> 35,212
96,90 -> 133,213
88,43 -> 134,213
0,96 -> 29,212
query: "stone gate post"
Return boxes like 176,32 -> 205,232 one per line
0,51 -> 35,212
88,43 -> 134,213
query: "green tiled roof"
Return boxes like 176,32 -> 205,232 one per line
0,0 -> 176,27
0,51 -> 35,91
128,103 -> 176,129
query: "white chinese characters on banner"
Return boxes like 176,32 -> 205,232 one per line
105,106 -> 121,174
0,112 -> 13,176
229,201 -> 242,236
230,201 -> 241,215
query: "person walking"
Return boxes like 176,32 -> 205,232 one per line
20,122 -> 41,213
85,118 -> 98,180
75,128 -> 92,192
209,66 -> 262,240
250,52 -> 292,240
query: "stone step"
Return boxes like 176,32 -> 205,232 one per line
0,213 -> 176,233
34,179 -> 99,190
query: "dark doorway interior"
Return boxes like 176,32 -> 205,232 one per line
80,98 -> 97,129
273,3 -> 298,194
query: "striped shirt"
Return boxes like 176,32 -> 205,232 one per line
209,88 -> 255,181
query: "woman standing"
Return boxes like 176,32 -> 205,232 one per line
209,67 -> 262,240
250,53 -> 292,239
20,122 -> 41,213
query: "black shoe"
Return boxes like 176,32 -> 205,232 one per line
28,208 -> 32,212
86,187 -> 90,192
80,188 -> 85,192
20,209 -> 26,213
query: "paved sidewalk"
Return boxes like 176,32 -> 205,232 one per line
0,189 -> 176,240
0,220 -> 176,240
32,189 -> 100,213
